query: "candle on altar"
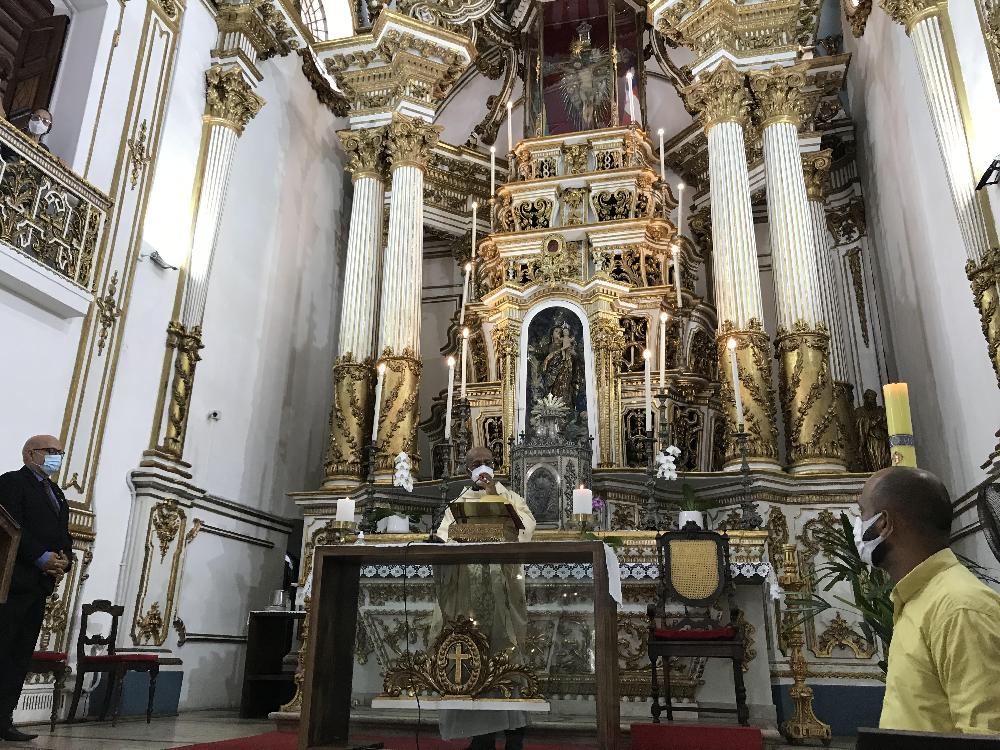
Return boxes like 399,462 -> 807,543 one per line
445,356 -> 456,441
572,485 -> 593,515
677,182 -> 686,237
672,245 -> 683,308
335,497 -> 355,523
727,338 -> 745,427
490,146 -> 496,195
626,70 -> 636,123
460,262 -> 471,325
658,311 -> 668,390
883,382 -> 916,467
372,362 -> 386,442
506,100 -> 513,153
460,327 -> 470,398
643,348 -> 652,431
471,201 -> 478,259
657,128 -> 665,182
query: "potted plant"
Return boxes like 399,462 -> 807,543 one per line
678,483 -> 709,529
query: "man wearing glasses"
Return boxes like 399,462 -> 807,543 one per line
0,435 -> 73,742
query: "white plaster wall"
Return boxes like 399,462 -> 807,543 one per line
843,7 -> 1000,497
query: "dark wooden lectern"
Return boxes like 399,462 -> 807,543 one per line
299,540 -> 619,750
0,504 -> 21,603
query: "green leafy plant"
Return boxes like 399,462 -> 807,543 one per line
679,483 -> 712,512
584,532 -> 625,549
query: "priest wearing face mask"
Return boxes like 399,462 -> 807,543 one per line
856,466 -> 1000,735
0,435 -> 73,742
432,446 -> 536,750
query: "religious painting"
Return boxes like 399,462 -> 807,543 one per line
525,307 -> 588,440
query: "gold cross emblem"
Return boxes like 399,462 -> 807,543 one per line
447,642 -> 472,684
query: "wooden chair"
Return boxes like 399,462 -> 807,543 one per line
66,599 -> 160,726
646,525 -> 749,726
28,651 -> 68,731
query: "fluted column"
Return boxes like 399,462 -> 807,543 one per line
683,60 -> 780,470
492,317 -> 521,472
373,114 -> 441,478
323,127 -> 386,488
590,313 -> 627,467
803,150 -> 860,469
881,0 -> 1000,388
750,65 -> 845,474
150,64 -> 264,463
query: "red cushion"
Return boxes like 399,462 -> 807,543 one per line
653,626 -> 738,640
32,651 -> 67,662
82,653 -> 159,663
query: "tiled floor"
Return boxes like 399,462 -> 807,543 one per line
4,710 -> 274,749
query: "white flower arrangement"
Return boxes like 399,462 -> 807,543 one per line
393,451 -> 414,493
654,445 -> 681,481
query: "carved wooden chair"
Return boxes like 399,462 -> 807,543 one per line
646,526 -> 749,726
67,599 -> 160,726
28,651 -> 68,731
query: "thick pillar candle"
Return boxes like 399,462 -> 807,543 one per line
883,382 -> 916,467
572,486 -> 593,515
336,497 -> 355,523
372,362 -> 386,442
643,348 -> 653,431
727,338 -> 744,427
445,356 -> 456,440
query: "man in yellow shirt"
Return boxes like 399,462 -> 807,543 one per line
857,467 -> 1000,735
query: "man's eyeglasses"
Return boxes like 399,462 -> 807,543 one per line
32,448 -> 65,457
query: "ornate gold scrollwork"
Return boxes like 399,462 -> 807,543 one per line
774,322 -> 845,471
683,59 -> 751,132
135,602 -> 165,644
205,64 -> 265,135
562,144 -> 589,175
801,150 -> 833,203
812,613 -> 876,659
966,248 -> 1000,388
152,501 -> 184,562
385,114 -> 441,171
337,125 -> 386,181
880,0 -> 944,31
382,616 -> 542,699
748,63 -> 807,129
843,0 -> 874,36
592,189 -> 633,222
560,187 -> 588,225
324,356 -> 375,485
374,348 -> 423,474
717,322 -> 780,465
161,322 -> 204,460
591,314 -> 627,467
513,198 -> 553,230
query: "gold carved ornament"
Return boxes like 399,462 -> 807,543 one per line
966,247 -> 1000,387
204,64 -> 265,135
748,64 -> 807,129
337,126 -> 386,180
513,198 -> 553,230
717,322 -> 780,462
152,499 -> 185,562
374,348 -> 423,472
162,322 -> 204,459
801,150 -> 833,203
324,356 -> 376,481
880,0 -> 945,31
682,59 -> 752,132
382,616 -> 542,699
135,602 -> 165,644
385,115 -> 442,171
95,271 -> 122,357
843,0 -> 874,36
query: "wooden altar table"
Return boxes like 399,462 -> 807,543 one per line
298,540 -> 620,750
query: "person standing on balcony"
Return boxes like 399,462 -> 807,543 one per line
0,435 -> 73,742
25,108 -> 52,151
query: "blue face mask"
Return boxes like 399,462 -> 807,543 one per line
40,454 -> 62,475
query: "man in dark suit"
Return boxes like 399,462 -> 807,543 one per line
0,435 -> 73,742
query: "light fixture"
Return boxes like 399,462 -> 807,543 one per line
142,250 -> 178,270
976,156 -> 1000,190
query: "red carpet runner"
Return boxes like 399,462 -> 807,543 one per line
176,732 -> 601,750
630,723 -> 763,750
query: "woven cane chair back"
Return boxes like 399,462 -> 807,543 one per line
655,529 -> 730,610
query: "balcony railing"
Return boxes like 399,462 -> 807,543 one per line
0,118 -> 111,291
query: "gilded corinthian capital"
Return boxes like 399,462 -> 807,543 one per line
205,64 -> 265,135
801,150 -> 833,203
748,64 -> 807,129
385,114 -> 442,171
682,59 -> 751,132
880,0 -> 945,30
337,126 -> 386,181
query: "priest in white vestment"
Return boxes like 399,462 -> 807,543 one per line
432,446 -> 536,750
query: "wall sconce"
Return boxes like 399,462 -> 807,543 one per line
140,250 -> 179,270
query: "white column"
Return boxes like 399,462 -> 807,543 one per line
809,200 -> 849,382
378,163 -> 425,355
339,171 -> 385,358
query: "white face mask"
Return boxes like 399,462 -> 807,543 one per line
28,117 -> 50,136
853,512 -> 886,566
470,464 -> 494,484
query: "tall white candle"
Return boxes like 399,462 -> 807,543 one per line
658,311 -> 668,390
727,337 -> 745,427
626,70 -> 636,124
471,201 -> 478,259
572,486 -> 593,515
672,245 -> 683,308
677,182 -> 686,238
336,498 -> 355,523
506,100 -> 513,153
460,327 -> 470,398
460,262 -> 471,325
643,348 -> 652,431
372,362 -> 386,442
658,128 -> 665,182
490,146 -> 496,195
445,356 -> 456,440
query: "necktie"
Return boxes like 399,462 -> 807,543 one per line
42,479 -> 60,515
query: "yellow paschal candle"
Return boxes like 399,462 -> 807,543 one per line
883,382 -> 916,467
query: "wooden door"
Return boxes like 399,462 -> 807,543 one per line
3,12 -> 67,129
0,0 -> 54,111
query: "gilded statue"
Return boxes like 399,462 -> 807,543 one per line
854,388 -> 891,472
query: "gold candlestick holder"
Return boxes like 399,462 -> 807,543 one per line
572,513 -> 592,534
328,520 -> 357,544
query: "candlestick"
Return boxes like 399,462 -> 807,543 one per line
572,485 -> 593,515
657,128 -> 665,182
335,497 -> 355,523
471,201 -> 478,259
883,382 -> 916,467
460,262 -> 471,325
445,356 -> 456,440
677,182 -> 685,238
658,311 -> 668,389
506,100 -> 513,153
460,327 -> 470,398
626,70 -> 636,124
372,362 -> 386,442
490,146 -> 496,196
727,338 -> 745,427
672,245 -> 683,308
643,348 -> 653,431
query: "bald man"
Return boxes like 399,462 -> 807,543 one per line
857,467 -> 1000,735
0,435 -> 73,741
